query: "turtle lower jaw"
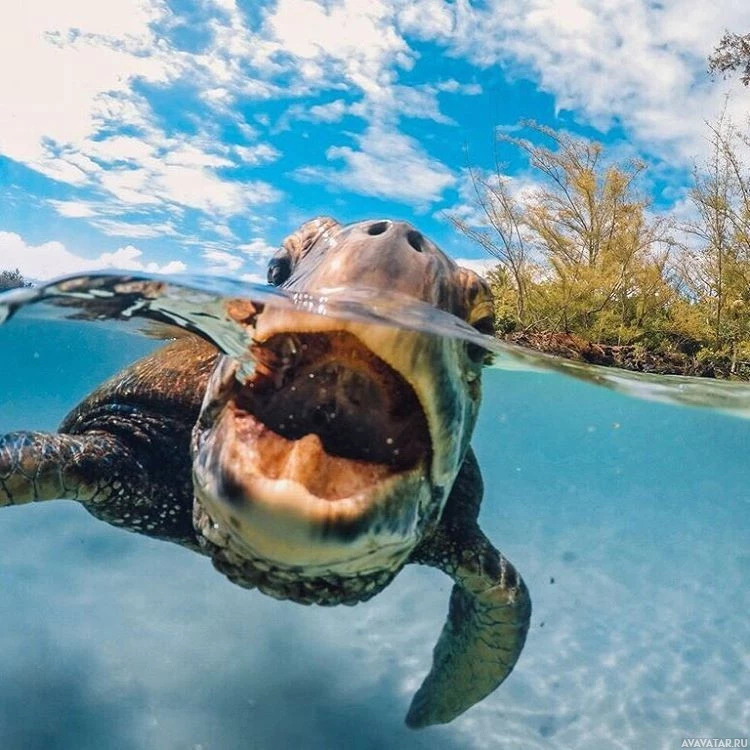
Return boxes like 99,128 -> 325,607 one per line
193,407 -> 431,571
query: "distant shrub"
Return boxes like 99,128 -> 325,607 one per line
0,269 -> 32,291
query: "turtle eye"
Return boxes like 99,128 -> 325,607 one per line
267,252 -> 292,286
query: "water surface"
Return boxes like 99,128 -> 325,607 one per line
0,276 -> 748,749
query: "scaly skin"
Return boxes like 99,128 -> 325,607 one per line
1,335 -> 217,548
0,217 -> 531,728
0,430 -> 139,507
406,449 -> 531,727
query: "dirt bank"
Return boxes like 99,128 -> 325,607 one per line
502,331 -> 745,379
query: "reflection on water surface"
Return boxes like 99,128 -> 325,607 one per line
5,271 -> 750,413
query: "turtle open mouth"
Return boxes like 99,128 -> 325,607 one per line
229,330 -> 431,501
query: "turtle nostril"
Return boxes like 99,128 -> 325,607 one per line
406,229 -> 424,253
367,221 -> 390,236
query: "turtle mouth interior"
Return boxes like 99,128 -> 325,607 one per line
230,331 -> 431,500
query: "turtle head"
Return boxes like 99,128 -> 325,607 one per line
191,218 -> 493,600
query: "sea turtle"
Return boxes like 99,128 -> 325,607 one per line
0,217 -> 531,728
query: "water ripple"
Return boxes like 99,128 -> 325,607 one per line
4,271 -> 750,415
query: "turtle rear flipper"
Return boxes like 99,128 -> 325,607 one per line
407,449 -> 531,728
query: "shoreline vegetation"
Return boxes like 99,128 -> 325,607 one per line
465,34 -> 750,381
0,269 -> 32,292
452,115 -> 750,382
501,331 -> 749,379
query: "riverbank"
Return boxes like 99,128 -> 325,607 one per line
502,331 -> 750,380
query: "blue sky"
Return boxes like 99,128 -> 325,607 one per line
1,0 -> 749,283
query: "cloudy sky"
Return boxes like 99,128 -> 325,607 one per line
1,0 -> 750,283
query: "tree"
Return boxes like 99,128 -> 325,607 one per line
449,165 -> 531,324
709,32 -> 750,86
453,122 -> 675,344
0,269 -> 32,291
680,115 -> 750,370
449,117 -> 750,377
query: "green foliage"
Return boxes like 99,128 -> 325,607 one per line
455,119 -> 750,377
0,269 -> 32,291
485,266 -> 519,334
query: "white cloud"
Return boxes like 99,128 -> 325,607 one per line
96,245 -> 186,274
435,79 -> 482,95
80,130 -> 282,217
48,201 -> 99,219
355,84 -> 455,125
3,0 -> 473,232
95,160 -> 280,216
273,99 -> 351,133
265,8 -> 463,130
397,0 -> 750,163
264,0 -> 411,93
234,143 -> 282,165
0,231 -> 186,281
238,238 -> 278,260
163,143 -> 233,169
199,237 -> 276,278
396,0 -> 454,38
83,134 -> 158,166
296,124 -> 454,207
90,220 -> 180,239
442,165 -> 545,231
252,1 -> 460,206
308,99 -> 349,123
202,249 -> 245,273
0,1 -> 175,175
452,257 -> 497,278
48,199 -> 180,238
198,219 -> 237,241
0,1 -> 283,238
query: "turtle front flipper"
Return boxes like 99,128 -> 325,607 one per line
0,430 -> 197,547
406,449 -> 531,728
0,431 -> 142,506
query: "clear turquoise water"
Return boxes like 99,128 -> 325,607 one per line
1,313 -> 748,749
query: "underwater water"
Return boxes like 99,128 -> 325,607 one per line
0,277 -> 748,750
